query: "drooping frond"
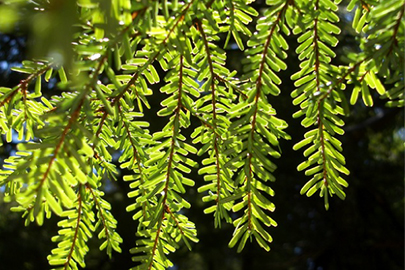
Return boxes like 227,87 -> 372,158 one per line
1,92 -> 94,222
291,0 -> 349,209
47,185 -> 94,270
88,184 -> 123,257
226,0 -> 292,251
191,15 -> 238,228
128,53 -> 198,270
345,0 -> 404,107
0,60 -> 53,142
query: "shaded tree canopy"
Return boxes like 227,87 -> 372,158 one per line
0,0 -> 403,269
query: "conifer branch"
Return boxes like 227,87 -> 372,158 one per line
36,97 -> 85,192
245,0 -> 289,232
0,63 -> 51,108
119,106 -> 150,219
112,1 -> 193,104
87,184 -> 110,244
196,20 -> 222,205
147,54 -> 185,270
64,185 -> 83,270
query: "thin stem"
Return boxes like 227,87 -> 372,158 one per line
165,205 -> 187,237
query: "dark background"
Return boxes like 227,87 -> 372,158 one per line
0,2 -> 403,270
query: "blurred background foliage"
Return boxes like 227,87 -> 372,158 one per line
0,0 -> 403,269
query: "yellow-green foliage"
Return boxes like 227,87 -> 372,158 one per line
0,0 -> 403,269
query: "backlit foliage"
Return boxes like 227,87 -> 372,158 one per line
0,0 -> 403,269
